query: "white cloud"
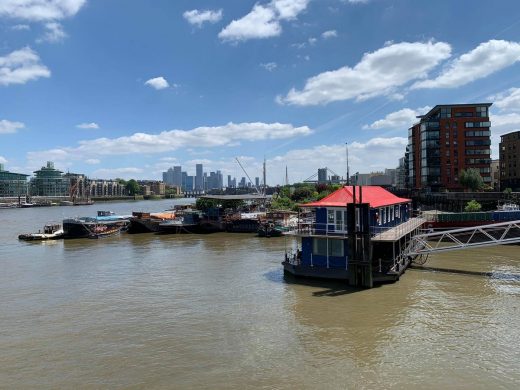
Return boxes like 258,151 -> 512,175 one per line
291,42 -> 306,49
219,0 -> 309,42
144,76 -> 169,90
308,37 -> 317,45
260,62 -> 277,71
0,0 -> 86,22
91,167 -> 143,180
273,0 -> 309,20
76,122 -> 99,129
27,122 -> 313,164
219,4 -> 280,42
363,106 -> 431,130
279,41 -> 451,105
11,24 -> 30,30
491,112 -> 520,133
0,47 -> 50,86
0,156 -> 7,164
160,156 -> 177,162
183,9 -> 223,27
267,137 -> 407,184
489,112 -> 520,159
412,40 -> 520,89
37,22 -> 67,43
490,87 -> 520,112
0,119 -> 25,134
85,158 -> 100,165
321,30 -> 337,39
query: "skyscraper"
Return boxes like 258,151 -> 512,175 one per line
173,166 -> 182,187
162,167 -> 175,185
195,164 -> 203,191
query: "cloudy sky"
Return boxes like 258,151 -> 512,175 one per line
2,0 -> 520,184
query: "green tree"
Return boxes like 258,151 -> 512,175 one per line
465,199 -> 482,212
459,168 -> 484,191
291,186 -> 314,202
271,195 -> 296,211
126,179 -> 140,196
195,198 -> 244,211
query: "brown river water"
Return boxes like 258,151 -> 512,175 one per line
1,199 -> 520,389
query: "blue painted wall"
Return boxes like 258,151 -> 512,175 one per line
301,237 -> 349,269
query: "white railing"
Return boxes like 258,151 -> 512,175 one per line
295,221 -> 349,238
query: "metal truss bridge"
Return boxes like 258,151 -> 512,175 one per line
387,220 -> 520,274
405,220 -> 520,257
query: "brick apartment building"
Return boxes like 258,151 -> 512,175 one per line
407,104 -> 492,192
499,131 -> 520,191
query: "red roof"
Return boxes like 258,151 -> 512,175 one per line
302,186 -> 411,208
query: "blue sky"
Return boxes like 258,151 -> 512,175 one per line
2,0 -> 520,184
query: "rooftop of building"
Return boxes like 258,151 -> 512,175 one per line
416,103 -> 493,121
302,186 -> 411,208
500,130 -> 520,140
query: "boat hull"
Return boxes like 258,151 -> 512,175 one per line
63,220 -> 128,238
158,223 -> 202,234
18,230 -> 65,241
282,261 -> 350,280
128,218 -> 162,233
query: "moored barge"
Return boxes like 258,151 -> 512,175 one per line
63,211 -> 130,238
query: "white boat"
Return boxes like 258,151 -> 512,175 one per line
19,224 -> 64,241
497,202 -> 520,211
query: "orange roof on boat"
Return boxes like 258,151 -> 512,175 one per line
302,186 -> 411,209
151,212 -> 176,219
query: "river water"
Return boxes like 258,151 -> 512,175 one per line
1,199 -> 519,389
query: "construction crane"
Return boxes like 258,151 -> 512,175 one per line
235,157 -> 262,195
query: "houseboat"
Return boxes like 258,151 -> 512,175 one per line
63,211 -> 131,238
283,185 -> 424,288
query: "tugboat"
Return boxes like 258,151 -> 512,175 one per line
19,224 -> 64,241
63,211 -> 130,238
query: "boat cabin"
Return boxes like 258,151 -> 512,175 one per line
43,224 -> 61,234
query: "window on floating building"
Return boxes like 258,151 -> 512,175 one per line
312,238 -> 344,257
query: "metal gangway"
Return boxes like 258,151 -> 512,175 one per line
404,220 -> 520,257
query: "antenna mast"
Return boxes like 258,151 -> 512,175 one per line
263,158 -> 267,195
346,142 -> 350,186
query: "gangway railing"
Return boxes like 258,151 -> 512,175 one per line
403,220 -> 520,256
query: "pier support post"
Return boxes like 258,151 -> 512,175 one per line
347,201 -> 372,288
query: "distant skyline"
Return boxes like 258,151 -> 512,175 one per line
2,0 -> 520,184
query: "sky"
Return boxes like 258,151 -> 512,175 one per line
2,0 -> 520,185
